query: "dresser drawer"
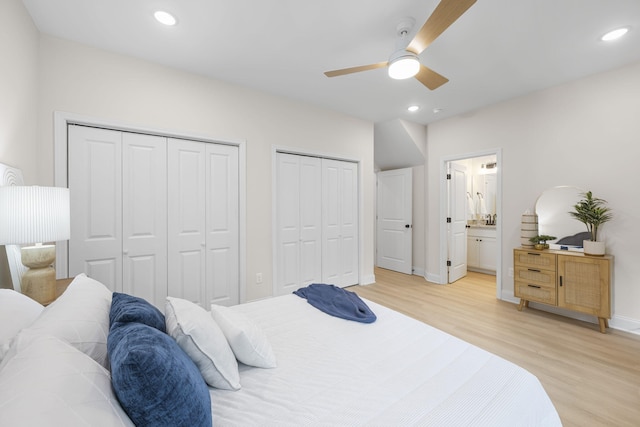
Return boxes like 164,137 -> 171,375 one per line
514,250 -> 556,271
514,266 -> 556,287
514,280 -> 557,305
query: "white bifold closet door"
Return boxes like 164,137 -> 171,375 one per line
275,153 -> 358,296
68,125 -> 239,308
322,159 -> 358,287
167,139 -> 239,306
276,153 -> 322,295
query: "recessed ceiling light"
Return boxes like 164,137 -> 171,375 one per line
154,11 -> 177,26
407,105 -> 420,112
601,27 -> 629,41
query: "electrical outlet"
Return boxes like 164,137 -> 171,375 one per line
256,273 -> 263,284
508,268 -> 514,277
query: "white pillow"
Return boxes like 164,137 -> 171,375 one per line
0,334 -> 134,426
210,304 -> 277,369
15,274 -> 112,368
165,297 -> 240,390
0,289 -> 44,362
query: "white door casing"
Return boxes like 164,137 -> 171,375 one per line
448,162 -> 468,283
376,168 -> 412,275
322,159 -> 358,287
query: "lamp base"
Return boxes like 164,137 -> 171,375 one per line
21,245 -> 57,305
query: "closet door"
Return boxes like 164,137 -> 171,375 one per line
122,133 -> 167,305
275,153 -> 322,295
205,143 -> 239,306
322,159 -> 358,287
167,139 -> 206,304
68,125 -> 123,291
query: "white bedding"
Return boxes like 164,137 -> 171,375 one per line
211,294 -> 561,426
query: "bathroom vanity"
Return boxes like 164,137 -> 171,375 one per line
467,226 -> 497,273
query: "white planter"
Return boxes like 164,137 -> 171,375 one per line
583,240 -> 606,256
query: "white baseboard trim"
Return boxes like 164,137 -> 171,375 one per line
610,315 -> 640,335
507,299 -> 640,336
412,267 -> 425,277
425,272 -> 441,284
360,273 -> 376,286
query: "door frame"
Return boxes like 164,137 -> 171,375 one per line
439,148 -> 502,299
271,145 -> 363,297
53,111 -> 247,303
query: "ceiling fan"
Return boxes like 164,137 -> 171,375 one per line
324,0 -> 476,90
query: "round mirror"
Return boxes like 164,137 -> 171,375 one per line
535,186 -> 588,245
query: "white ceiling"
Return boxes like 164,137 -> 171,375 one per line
22,0 -> 640,125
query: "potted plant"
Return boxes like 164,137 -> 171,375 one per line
529,235 -> 556,250
569,191 -> 612,256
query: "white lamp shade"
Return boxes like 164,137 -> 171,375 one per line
0,186 -> 70,245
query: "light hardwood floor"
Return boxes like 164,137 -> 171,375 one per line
351,267 -> 640,427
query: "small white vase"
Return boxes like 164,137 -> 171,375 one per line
583,240 -> 606,256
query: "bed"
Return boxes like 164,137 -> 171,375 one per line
0,274 -> 562,426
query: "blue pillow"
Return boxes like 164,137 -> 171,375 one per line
110,292 -> 166,332
108,322 -> 212,427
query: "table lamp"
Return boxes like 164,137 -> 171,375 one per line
0,186 -> 70,305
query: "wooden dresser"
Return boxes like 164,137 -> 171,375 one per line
513,248 -> 612,333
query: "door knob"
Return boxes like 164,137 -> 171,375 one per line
405,224 -> 411,228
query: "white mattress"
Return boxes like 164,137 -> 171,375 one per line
210,294 -> 561,426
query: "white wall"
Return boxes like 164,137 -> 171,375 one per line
0,0 -> 39,184
425,61 -> 640,332
31,36 -> 375,302
0,0 -> 40,289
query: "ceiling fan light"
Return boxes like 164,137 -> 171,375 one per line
388,51 -> 420,80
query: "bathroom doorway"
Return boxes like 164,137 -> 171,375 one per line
441,149 -> 502,298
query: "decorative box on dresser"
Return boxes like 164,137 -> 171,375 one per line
513,248 -> 612,333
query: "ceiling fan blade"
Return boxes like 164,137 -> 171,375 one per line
324,62 -> 388,78
407,0 -> 477,55
415,64 -> 449,90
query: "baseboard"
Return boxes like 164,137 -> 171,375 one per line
512,300 -> 640,336
412,267 -> 425,277
360,273 -> 376,286
425,272 -> 442,284
610,315 -> 640,335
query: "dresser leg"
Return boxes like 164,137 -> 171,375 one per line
518,299 -> 527,311
598,318 -> 607,333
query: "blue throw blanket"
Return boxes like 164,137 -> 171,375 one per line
293,284 -> 376,323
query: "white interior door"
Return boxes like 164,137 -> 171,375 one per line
322,159 -> 358,287
167,138 -> 206,304
205,143 -> 239,306
122,132 -> 167,306
448,162 -> 468,283
376,168 -> 412,274
68,125 -> 123,291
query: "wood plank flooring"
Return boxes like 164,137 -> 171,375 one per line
351,267 -> 640,427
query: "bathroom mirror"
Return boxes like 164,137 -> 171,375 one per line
535,186 -> 587,244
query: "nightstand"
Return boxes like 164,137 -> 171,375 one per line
45,277 -> 74,306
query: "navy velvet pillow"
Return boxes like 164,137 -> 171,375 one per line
109,292 -> 166,332
108,322 -> 212,427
